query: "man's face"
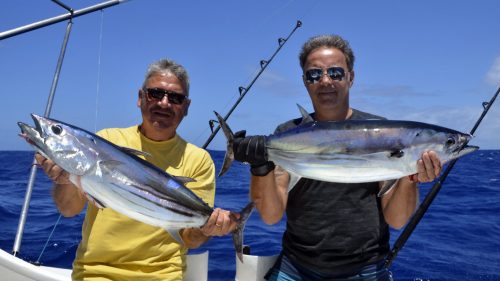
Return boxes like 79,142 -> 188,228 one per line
302,47 -> 353,121
137,73 -> 190,140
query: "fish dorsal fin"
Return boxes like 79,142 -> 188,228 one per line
119,146 -> 152,158
173,176 -> 196,184
296,103 -> 314,125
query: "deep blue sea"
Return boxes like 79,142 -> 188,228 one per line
1,150 -> 499,280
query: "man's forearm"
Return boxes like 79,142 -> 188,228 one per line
181,228 -> 210,249
250,170 -> 287,225
52,182 -> 86,217
382,177 -> 418,229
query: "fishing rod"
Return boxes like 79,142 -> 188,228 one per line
5,0 -> 127,257
202,20 -> 302,149
385,86 -> 500,268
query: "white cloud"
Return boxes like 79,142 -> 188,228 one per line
256,70 -> 303,97
486,56 -> 500,84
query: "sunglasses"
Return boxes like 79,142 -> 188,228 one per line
304,67 -> 346,84
144,88 -> 187,105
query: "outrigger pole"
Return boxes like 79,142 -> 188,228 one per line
385,86 -> 500,268
202,20 -> 302,149
0,0 -> 126,40
2,0 -> 127,257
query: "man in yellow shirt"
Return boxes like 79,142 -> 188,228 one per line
36,58 -> 235,280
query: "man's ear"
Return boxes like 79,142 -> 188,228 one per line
137,89 -> 143,108
349,70 -> 355,87
184,99 -> 191,116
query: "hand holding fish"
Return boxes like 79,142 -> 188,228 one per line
35,153 -> 71,185
34,153 -> 87,217
233,130 -> 275,176
411,151 -> 443,183
200,208 -> 238,237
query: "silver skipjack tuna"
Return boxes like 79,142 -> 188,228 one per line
18,114 -> 253,262
215,105 -> 478,194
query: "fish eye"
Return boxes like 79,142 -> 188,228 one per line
446,137 -> 456,146
51,125 -> 63,135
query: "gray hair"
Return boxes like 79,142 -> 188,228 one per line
142,58 -> 190,95
299,35 -> 355,72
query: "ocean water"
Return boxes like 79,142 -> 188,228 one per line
1,150 -> 499,280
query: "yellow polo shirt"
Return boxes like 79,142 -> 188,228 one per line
72,126 -> 215,281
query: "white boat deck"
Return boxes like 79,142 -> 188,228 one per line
1,248 -> 277,281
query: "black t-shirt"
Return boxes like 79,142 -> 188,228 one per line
275,108 -> 390,276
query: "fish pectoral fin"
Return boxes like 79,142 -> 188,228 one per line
389,149 -> 405,158
378,179 -> 398,197
173,176 -> 197,184
119,146 -> 152,158
166,228 -> 184,245
98,159 -> 126,171
287,170 -> 301,193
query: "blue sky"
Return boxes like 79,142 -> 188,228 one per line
1,0 -> 499,151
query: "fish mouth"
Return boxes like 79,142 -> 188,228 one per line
17,114 -> 44,149
453,144 -> 479,158
451,133 -> 478,157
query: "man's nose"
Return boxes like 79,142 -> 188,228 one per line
158,96 -> 171,107
318,73 -> 333,85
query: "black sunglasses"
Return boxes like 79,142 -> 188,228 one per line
144,88 -> 187,105
304,67 -> 346,84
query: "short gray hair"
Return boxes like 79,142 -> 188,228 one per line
142,58 -> 190,95
299,35 -> 355,72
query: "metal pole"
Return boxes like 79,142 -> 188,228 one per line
0,0 -> 126,40
10,0 -> 128,256
384,87 -> 500,268
12,18 -> 73,257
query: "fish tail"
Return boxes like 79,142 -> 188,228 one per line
214,111 -> 235,177
231,202 -> 255,263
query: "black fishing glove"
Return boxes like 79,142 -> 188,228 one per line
233,130 -> 275,176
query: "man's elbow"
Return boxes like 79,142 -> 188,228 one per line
386,216 -> 411,230
185,240 -> 203,249
260,213 -> 283,225
58,206 -> 82,217
56,201 -> 85,217
389,221 -> 406,230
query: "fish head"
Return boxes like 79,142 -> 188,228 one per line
18,114 -> 98,175
431,130 -> 479,162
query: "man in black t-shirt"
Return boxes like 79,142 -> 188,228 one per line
233,35 -> 443,280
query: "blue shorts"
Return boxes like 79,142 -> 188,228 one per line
264,253 -> 393,281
